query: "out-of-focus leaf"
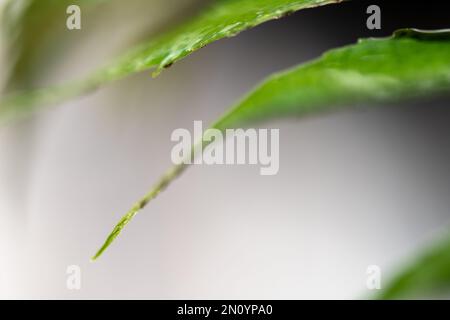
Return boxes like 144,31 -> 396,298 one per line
0,0 -> 343,122
377,233 -> 450,299
92,29 -> 450,260
1,0 -> 106,91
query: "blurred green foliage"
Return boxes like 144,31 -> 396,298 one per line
378,233 -> 450,299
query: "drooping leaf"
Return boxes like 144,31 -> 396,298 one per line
0,0 -> 343,122
377,232 -> 450,299
92,29 -> 450,260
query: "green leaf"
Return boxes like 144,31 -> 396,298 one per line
213,29 -> 450,130
0,0 -> 343,122
92,29 -> 450,260
1,0 -> 106,91
377,232 -> 450,299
